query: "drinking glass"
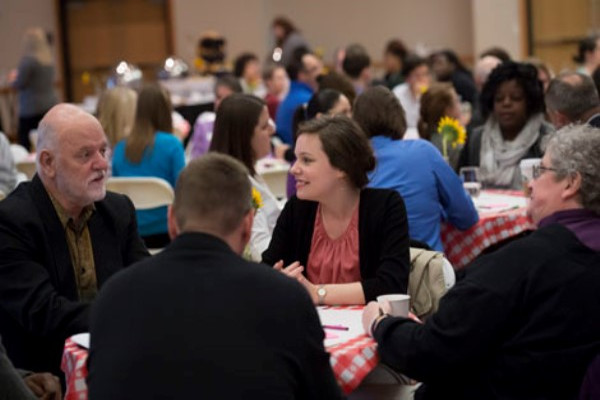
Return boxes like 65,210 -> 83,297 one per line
459,166 -> 481,197
519,158 -> 540,197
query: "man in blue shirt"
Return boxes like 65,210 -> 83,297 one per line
275,48 -> 323,145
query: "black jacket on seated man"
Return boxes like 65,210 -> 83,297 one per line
0,175 -> 149,375
88,232 -> 343,400
0,336 -> 37,400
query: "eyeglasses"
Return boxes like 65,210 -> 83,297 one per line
532,164 -> 559,180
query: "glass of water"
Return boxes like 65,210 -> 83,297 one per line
460,166 -> 481,197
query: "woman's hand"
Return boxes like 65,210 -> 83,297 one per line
273,260 -> 318,303
273,260 -> 304,279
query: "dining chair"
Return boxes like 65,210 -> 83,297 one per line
106,177 -> 174,255
259,167 -> 289,200
15,160 -> 36,180
106,177 -> 174,210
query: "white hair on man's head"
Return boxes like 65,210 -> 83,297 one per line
474,55 -> 502,89
36,104 -> 101,172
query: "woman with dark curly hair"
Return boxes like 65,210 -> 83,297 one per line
458,61 -> 554,189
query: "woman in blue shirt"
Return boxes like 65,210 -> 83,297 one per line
112,84 -> 185,247
354,86 -> 478,251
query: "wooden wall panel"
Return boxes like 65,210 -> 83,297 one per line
63,0 -> 171,102
530,0 -> 596,73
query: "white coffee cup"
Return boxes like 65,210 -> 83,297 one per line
519,158 -> 541,183
377,294 -> 411,317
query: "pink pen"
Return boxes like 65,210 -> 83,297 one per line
322,324 -> 349,331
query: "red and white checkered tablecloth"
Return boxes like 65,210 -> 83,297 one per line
61,306 -> 378,398
61,337 -> 89,400
441,191 -> 534,269
327,333 -> 378,393
323,305 -> 379,393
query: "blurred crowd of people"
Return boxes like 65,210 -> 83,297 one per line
1,15 -> 600,400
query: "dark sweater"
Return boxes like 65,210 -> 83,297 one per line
262,188 -> 410,301
374,223 -> 600,399
89,233 -> 343,400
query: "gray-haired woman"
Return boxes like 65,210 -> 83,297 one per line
364,124 -> 600,399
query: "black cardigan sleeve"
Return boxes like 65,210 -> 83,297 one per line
263,191 -> 410,302
359,189 -> 410,301
261,196 -> 316,268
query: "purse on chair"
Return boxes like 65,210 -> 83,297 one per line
408,248 -> 451,320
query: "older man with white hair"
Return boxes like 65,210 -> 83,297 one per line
363,124 -> 600,399
0,104 -> 148,376
545,71 -> 600,129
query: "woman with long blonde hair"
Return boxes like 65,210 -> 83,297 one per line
11,28 -> 58,150
96,87 -> 137,148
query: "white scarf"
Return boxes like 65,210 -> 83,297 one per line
479,113 -> 545,189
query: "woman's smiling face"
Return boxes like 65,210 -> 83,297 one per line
291,133 -> 345,202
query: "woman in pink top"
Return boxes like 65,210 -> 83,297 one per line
263,116 -> 410,305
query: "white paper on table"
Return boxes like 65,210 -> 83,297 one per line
71,333 -> 90,349
317,307 -> 365,347
473,192 -> 527,214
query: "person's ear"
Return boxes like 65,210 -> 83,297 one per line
167,205 -> 179,240
335,168 -> 348,182
233,209 -> 254,255
241,210 -> 254,246
548,110 -> 569,129
562,171 -> 582,201
38,149 -> 55,178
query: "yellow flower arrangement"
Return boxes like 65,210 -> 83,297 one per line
251,187 -> 263,210
242,188 -> 263,261
437,116 -> 467,160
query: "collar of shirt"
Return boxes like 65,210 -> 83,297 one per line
539,208 -> 600,251
48,191 -> 95,232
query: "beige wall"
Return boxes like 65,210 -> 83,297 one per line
472,0 -> 523,60
0,0 -> 59,76
172,0 -> 475,71
1,0 -> 523,80
171,0 -> 270,68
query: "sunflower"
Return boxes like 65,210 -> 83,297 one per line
251,187 -> 263,210
437,116 -> 467,159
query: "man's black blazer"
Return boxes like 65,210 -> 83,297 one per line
0,175 -> 149,374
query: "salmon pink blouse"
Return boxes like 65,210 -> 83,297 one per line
306,204 -> 361,284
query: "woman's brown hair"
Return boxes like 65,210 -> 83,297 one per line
297,116 -> 375,189
210,93 -> 266,176
353,86 -> 406,140
417,82 -> 455,140
125,84 -> 173,163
